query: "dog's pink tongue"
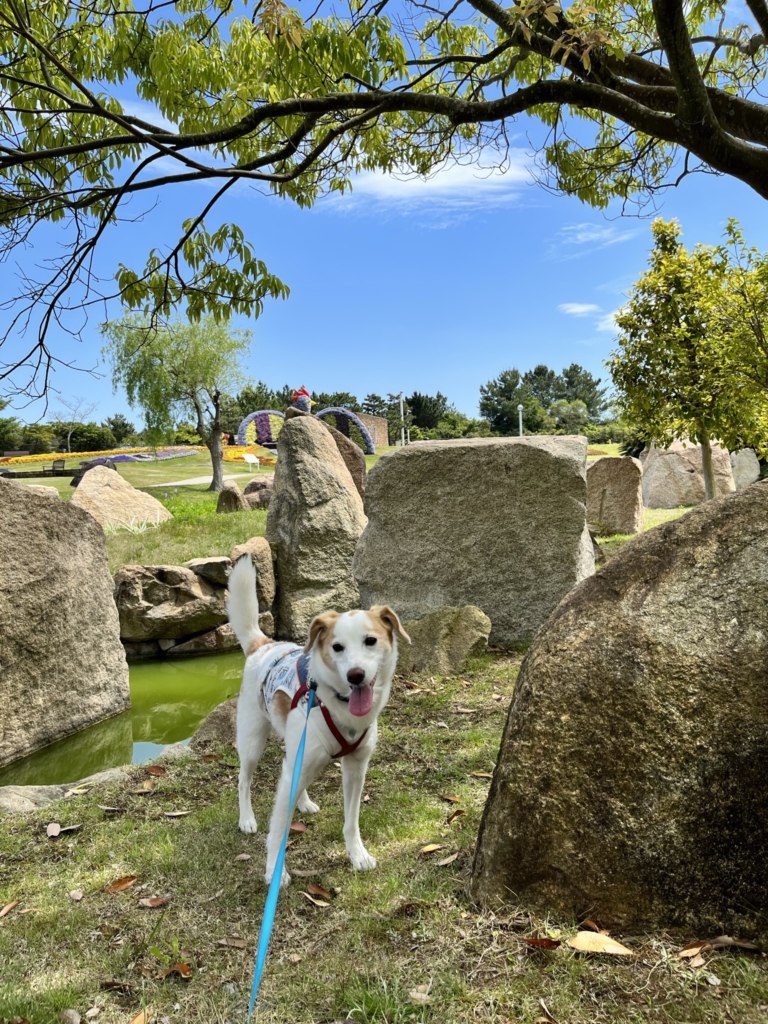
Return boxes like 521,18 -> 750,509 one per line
349,683 -> 373,717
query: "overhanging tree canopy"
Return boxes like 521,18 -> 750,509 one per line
4,0 -> 768,396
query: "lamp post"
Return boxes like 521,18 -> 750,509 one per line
399,392 -> 405,447
517,403 -> 524,437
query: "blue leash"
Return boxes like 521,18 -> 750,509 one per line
247,683 -> 316,1022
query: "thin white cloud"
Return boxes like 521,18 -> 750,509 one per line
596,310 -> 619,332
558,302 -> 602,317
329,151 -> 533,219
559,222 -> 640,247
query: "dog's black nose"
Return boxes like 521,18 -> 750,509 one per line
347,668 -> 366,686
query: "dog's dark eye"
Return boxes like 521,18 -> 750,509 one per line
364,636 -> 377,647
332,643 -> 344,653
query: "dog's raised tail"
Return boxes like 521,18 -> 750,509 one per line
226,556 -> 264,655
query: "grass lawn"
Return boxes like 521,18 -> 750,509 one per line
1,654 -> 765,1023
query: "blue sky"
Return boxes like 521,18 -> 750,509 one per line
5,136 -> 768,425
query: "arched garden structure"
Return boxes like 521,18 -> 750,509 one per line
236,410 -> 285,449
235,405 -> 376,454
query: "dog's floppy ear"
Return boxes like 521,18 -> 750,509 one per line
304,611 -> 340,653
370,605 -> 411,645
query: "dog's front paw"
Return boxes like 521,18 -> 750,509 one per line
239,816 -> 258,834
298,796 -> 320,814
349,847 -> 377,872
265,865 -> 291,888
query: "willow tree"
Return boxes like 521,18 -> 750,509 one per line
102,317 -> 251,491
5,0 -> 768,397
608,220 -> 766,500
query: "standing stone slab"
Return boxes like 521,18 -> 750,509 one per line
216,481 -> 249,513
353,437 -> 594,647
731,448 -> 761,490
472,483 -> 768,937
71,464 -> 172,529
398,606 -> 491,676
0,479 -> 130,769
587,456 -> 644,535
266,415 -> 366,641
642,439 -> 735,508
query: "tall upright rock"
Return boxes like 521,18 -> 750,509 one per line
587,456 -> 644,535
0,479 -> 130,768
353,437 -> 594,647
472,482 -> 768,937
266,415 -> 366,641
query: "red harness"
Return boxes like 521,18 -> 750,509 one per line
290,683 -> 368,759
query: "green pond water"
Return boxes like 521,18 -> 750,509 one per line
0,653 -> 245,788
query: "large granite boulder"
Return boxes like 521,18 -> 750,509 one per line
113,564 -> 228,641
398,606 -> 491,676
354,437 -> 594,647
230,537 -> 275,611
216,481 -> 249,513
286,406 -> 366,499
70,457 -> 117,488
731,448 -> 761,490
641,439 -> 735,508
71,465 -> 172,529
587,456 -> 644,535
266,415 -> 366,641
472,483 -> 768,937
0,478 -> 130,769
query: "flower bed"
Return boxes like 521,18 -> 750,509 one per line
0,445 -> 205,465
222,445 -> 277,465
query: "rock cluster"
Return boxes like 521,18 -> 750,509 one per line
267,414 -> 366,641
0,478 -> 130,769
71,464 -> 172,530
354,436 -> 594,647
244,476 -> 274,508
472,482 -> 768,937
115,544 -> 275,661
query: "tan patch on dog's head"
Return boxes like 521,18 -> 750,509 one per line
367,606 -> 411,645
248,635 -> 276,657
304,611 -> 341,666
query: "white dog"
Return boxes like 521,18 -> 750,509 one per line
227,556 -> 410,886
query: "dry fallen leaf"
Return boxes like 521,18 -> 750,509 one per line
301,891 -> 330,908
233,853 -> 251,862
163,811 -> 191,818
158,961 -> 192,980
145,765 -> 167,777
418,844 -> 445,856
69,890 -> 84,902
85,1009 -> 101,1019
217,935 -> 247,949
46,822 -> 61,838
306,883 -> 332,900
580,918 -> 608,934
200,753 -> 219,762
472,772 -> 493,779
408,986 -> 433,1006
522,937 -> 561,949
128,1012 -> 148,1024
100,980 -> 135,992
537,997 -> 561,1024
447,809 -> 466,825
138,897 -> 170,909
689,953 -> 707,968
104,875 -> 138,894
567,931 -> 633,956
439,794 -> 462,803
710,934 -> 760,951
0,900 -> 20,918
289,821 -> 307,833
288,952 -> 302,963
679,940 -> 711,959
436,852 -> 459,866
455,707 -> 476,714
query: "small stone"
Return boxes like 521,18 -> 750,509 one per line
61,1010 -> 81,1024
216,481 -> 249,513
